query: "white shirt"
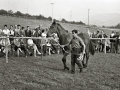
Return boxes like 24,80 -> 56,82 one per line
2,29 -> 10,35
110,33 -> 115,37
10,29 -> 14,35
41,33 -> 47,38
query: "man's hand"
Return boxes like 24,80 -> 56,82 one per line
60,45 -> 65,48
83,51 -> 85,54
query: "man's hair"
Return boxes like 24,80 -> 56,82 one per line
21,27 -> 24,30
42,29 -> 45,33
27,26 -> 30,28
10,25 -> 13,27
72,29 -> 78,34
4,24 -> 7,27
17,25 -> 21,27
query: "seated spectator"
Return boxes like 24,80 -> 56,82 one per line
49,33 -> 60,54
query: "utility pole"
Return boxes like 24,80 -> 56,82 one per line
27,6 -> 28,14
51,3 -> 54,22
70,11 -> 72,23
88,9 -> 90,26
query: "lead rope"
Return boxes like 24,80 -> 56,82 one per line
52,38 -> 69,54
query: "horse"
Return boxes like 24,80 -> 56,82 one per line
47,21 -> 95,71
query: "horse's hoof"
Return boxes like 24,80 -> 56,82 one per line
71,70 -> 75,74
83,65 -> 87,68
79,68 -> 82,73
66,67 -> 69,70
63,67 -> 69,70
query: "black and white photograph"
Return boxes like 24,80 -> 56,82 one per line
0,0 -> 120,90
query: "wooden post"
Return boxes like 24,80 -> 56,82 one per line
5,37 -> 8,63
104,39 -> 107,54
41,38 -> 43,60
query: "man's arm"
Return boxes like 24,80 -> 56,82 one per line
77,36 -> 86,54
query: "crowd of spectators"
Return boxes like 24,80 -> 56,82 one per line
0,24 -> 60,57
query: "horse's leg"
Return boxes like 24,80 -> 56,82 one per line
85,52 -> 89,68
82,54 -> 86,68
83,45 -> 90,68
62,53 -> 69,70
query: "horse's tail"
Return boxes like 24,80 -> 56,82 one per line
89,40 -> 95,55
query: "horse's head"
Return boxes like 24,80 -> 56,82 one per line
47,20 -> 66,38
47,20 -> 59,37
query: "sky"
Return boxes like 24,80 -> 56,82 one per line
0,0 -> 120,24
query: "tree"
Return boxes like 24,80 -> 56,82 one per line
0,9 -> 8,15
7,10 -> 13,16
48,16 -> 52,21
14,11 -> 23,16
61,18 -> 67,23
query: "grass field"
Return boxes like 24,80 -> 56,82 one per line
0,53 -> 120,90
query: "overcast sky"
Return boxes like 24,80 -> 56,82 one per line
0,0 -> 120,22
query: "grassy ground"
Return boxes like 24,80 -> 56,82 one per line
0,52 -> 120,90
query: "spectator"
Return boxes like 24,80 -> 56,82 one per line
2,25 -> 10,36
9,25 -> 14,36
2,25 -> 10,48
41,29 -> 47,55
9,25 -> 15,44
14,25 -> 21,37
20,27 -> 26,37
25,26 -> 32,37
110,31 -> 116,53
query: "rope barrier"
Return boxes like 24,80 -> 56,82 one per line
0,36 -> 118,63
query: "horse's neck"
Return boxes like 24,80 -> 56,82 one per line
57,30 -> 72,45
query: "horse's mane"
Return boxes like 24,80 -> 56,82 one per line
52,21 -> 67,31
57,23 -> 66,31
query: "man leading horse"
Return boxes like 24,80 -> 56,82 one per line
61,30 -> 86,73
47,20 -> 95,74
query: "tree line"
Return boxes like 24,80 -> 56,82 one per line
108,23 -> 120,29
0,9 -> 85,25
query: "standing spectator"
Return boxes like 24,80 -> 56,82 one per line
41,29 -> 47,55
25,26 -> 41,56
110,31 -> 115,53
20,27 -> 26,37
2,25 -> 10,53
9,25 -> 15,43
14,25 -> 21,37
2,25 -> 10,36
25,26 -> 32,37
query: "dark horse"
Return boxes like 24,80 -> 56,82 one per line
47,21 -> 95,70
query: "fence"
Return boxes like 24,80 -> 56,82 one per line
0,36 -> 117,63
